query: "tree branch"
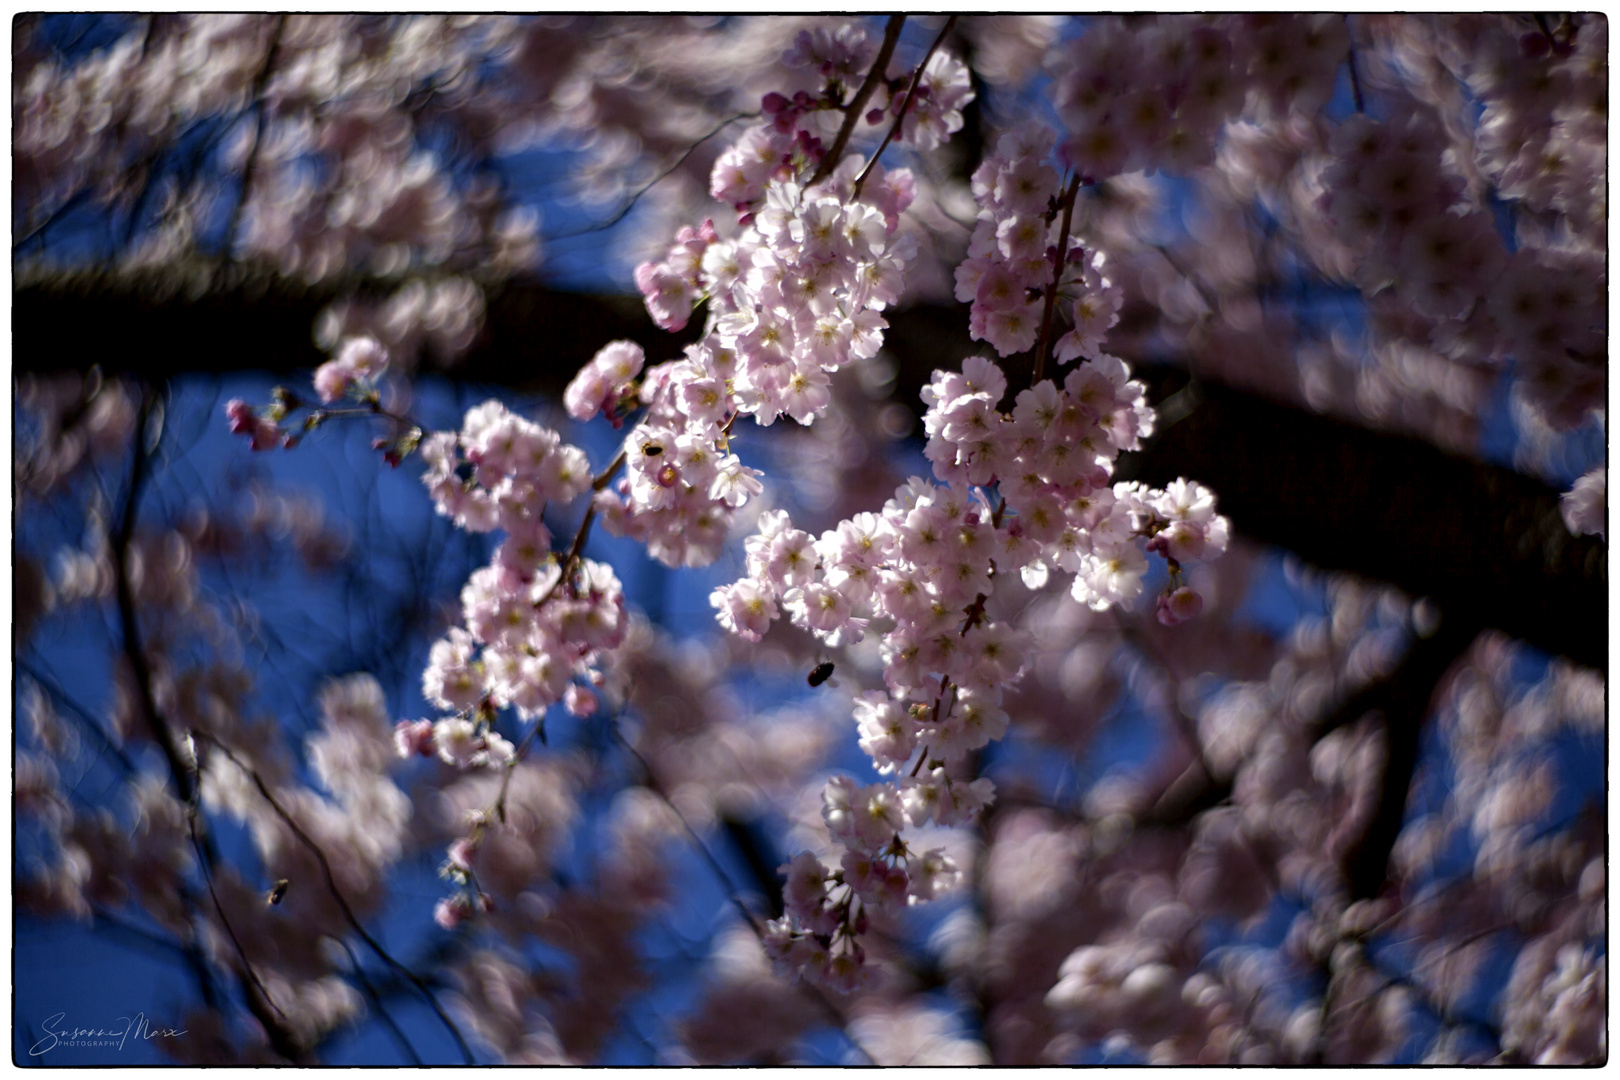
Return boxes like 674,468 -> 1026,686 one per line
217,14 -> 287,273
851,16 -> 958,199
810,15 -> 905,186
16,282 -> 1603,669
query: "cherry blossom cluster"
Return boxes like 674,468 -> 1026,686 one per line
706,22 -> 971,219
568,339 -> 755,570
218,23 -> 980,953
1310,89 -> 1603,434
708,25 -> 878,216
921,352 -> 1228,617
956,125 -> 1124,358
411,409 -> 618,722
418,399 -> 593,537
598,156 -> 925,567
719,338 -> 1228,986
1054,15 -> 1346,182
883,49 -> 973,153
396,403 -> 632,923
761,762 -> 988,991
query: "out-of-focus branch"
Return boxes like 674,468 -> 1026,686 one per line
1123,378 -> 1605,671
545,111 -> 759,241
331,937 -> 425,1066
112,385 -> 197,804
1343,15 -> 1366,113
1315,925 -> 1504,1064
15,285 -> 1603,670
18,661 -> 140,776
1332,615 -> 1478,902
186,803 -> 308,1064
217,14 -> 287,273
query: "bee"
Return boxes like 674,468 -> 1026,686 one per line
641,441 -> 664,457
807,661 -> 836,687
266,879 -> 289,907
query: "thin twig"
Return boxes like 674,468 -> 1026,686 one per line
492,723 -> 543,824
188,814 -> 285,1025
333,937 -> 424,1066
546,112 -> 759,241
87,905 -> 191,961
186,801 -> 301,1062
13,188 -> 95,254
1153,241 -> 1221,314
1113,615 -> 1223,789
610,722 -> 877,1066
810,15 -> 906,185
1319,931 -> 1505,1060
612,724 -> 763,936
852,16 -> 958,199
217,14 -> 287,273
535,449 -> 626,607
17,661 -> 139,775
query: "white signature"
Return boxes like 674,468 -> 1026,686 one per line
28,1011 -> 187,1056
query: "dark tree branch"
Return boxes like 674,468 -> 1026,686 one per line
1031,174 -> 1082,387
187,804 -> 308,1064
15,280 -> 1603,669
330,937 -> 425,1066
112,386 -> 199,804
1123,379 -> 1604,671
1334,615 -> 1477,902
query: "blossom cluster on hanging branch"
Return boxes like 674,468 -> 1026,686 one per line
221,17 -> 1229,993
716,156 -> 1230,990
